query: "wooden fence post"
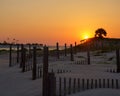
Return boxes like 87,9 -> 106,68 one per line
59,77 -> 62,96
87,51 -> 90,65
111,79 -> 114,88
116,79 -> 119,89
40,68 -> 42,78
74,42 -> 77,54
78,78 -> 80,92
68,78 -> 71,95
48,73 -> 56,96
103,79 -> 105,88
65,43 -> 67,56
29,44 -> 31,58
87,79 -> 89,89
91,79 -> 93,89
42,46 -> 49,96
95,79 -> 97,88
73,78 -> 76,93
82,79 -> 85,90
70,44 -> 74,61
56,42 -> 59,59
32,46 -> 36,80
9,44 -> 12,67
64,78 -> 66,96
17,44 -> 20,63
22,47 -> 26,72
99,79 -> 102,88
20,44 -> 23,68
116,49 -> 120,73
107,79 -> 109,88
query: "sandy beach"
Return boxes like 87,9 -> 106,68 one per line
0,50 -> 120,96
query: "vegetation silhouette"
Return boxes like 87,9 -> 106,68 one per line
95,28 -> 107,38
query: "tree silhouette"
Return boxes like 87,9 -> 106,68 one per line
95,28 -> 107,38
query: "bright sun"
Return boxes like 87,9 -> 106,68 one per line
80,29 -> 92,40
84,35 -> 89,39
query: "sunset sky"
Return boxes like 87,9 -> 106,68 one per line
0,0 -> 120,45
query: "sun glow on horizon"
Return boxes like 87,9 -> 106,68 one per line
81,30 -> 92,40
84,35 -> 89,39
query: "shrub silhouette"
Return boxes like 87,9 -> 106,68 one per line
95,28 -> 107,38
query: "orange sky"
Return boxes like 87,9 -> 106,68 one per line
0,0 -> 120,45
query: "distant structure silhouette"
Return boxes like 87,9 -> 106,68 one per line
95,28 -> 107,38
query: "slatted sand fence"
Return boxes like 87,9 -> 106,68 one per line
45,48 -> 120,96
21,44 -> 33,72
38,43 -> 120,96
55,77 -> 119,96
90,49 -> 120,73
54,61 -> 120,96
32,43 -> 76,80
32,52 -> 72,80
48,43 -> 69,62
33,45 -> 46,79
48,43 -> 84,62
21,44 -> 43,72
28,44 -> 72,80
70,51 -> 90,65
9,44 -> 21,67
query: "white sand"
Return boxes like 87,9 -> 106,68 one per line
0,50 -> 120,96
67,89 -> 120,96
0,54 -> 42,96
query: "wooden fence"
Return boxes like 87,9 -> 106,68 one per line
106,68 -> 117,73
40,45 -> 120,96
55,77 -> 119,96
32,66 -> 71,80
71,60 -> 87,65
6,43 -> 120,96
9,44 -> 20,67
21,44 -> 42,72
